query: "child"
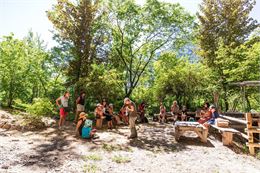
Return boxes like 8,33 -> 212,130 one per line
76,112 -> 97,139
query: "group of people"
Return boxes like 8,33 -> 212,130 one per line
158,101 -> 188,123
158,100 -> 219,127
55,91 -> 143,139
55,91 -> 219,139
197,102 -> 219,127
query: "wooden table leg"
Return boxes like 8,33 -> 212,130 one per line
175,127 -> 180,141
201,128 -> 208,143
194,128 -> 207,143
222,132 -> 233,146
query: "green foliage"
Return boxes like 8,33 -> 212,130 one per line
47,0 -> 107,90
1,0 -> 259,115
26,98 -> 55,117
0,33 -> 65,108
134,52 -> 214,111
197,0 -> 259,111
107,0 -> 196,96
13,99 -> 29,111
81,63 -> 124,102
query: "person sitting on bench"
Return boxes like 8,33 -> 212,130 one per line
158,102 -> 166,123
198,102 -> 212,124
170,100 -> 180,123
204,105 -> 219,128
180,105 -> 188,121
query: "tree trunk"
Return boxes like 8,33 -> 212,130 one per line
223,85 -> 229,111
245,94 -> 251,111
7,79 -> 14,108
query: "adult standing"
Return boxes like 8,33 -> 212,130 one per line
56,91 -> 70,129
124,98 -> 138,139
74,91 -> 86,124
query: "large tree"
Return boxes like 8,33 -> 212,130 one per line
47,0 -> 107,93
107,0 -> 195,97
197,0 -> 259,110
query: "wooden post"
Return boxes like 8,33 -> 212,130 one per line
175,126 -> 180,141
201,128 -> 208,143
246,113 -> 255,155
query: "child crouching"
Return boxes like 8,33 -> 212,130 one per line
76,112 -> 98,139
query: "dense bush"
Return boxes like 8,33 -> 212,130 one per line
13,99 -> 29,111
26,98 -> 55,117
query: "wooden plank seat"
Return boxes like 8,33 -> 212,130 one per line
210,124 -> 240,146
175,121 -> 208,143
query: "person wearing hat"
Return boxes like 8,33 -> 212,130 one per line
75,112 -> 97,138
95,103 -> 104,129
124,98 -> 138,139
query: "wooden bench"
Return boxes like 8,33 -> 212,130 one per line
210,124 -> 239,146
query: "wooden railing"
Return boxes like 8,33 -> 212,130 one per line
221,112 -> 259,155
245,113 -> 260,155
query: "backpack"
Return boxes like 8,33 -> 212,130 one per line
80,119 -> 93,138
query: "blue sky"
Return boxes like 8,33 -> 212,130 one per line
0,0 -> 259,49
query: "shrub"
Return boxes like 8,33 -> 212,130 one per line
13,99 -> 29,111
26,98 -> 55,117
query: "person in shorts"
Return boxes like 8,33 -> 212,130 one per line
74,91 -> 86,124
56,91 -> 70,129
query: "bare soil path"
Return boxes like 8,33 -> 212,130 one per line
0,110 -> 260,173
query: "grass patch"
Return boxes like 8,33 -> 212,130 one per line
102,143 -> 133,152
112,155 -> 131,164
83,164 -> 100,173
256,152 -> 260,160
242,144 -> 249,153
83,154 -> 103,161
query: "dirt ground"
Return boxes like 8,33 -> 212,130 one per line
0,114 -> 260,173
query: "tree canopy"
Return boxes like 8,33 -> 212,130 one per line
0,0 -> 259,113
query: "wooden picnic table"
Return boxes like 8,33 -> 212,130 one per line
174,121 -> 208,143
